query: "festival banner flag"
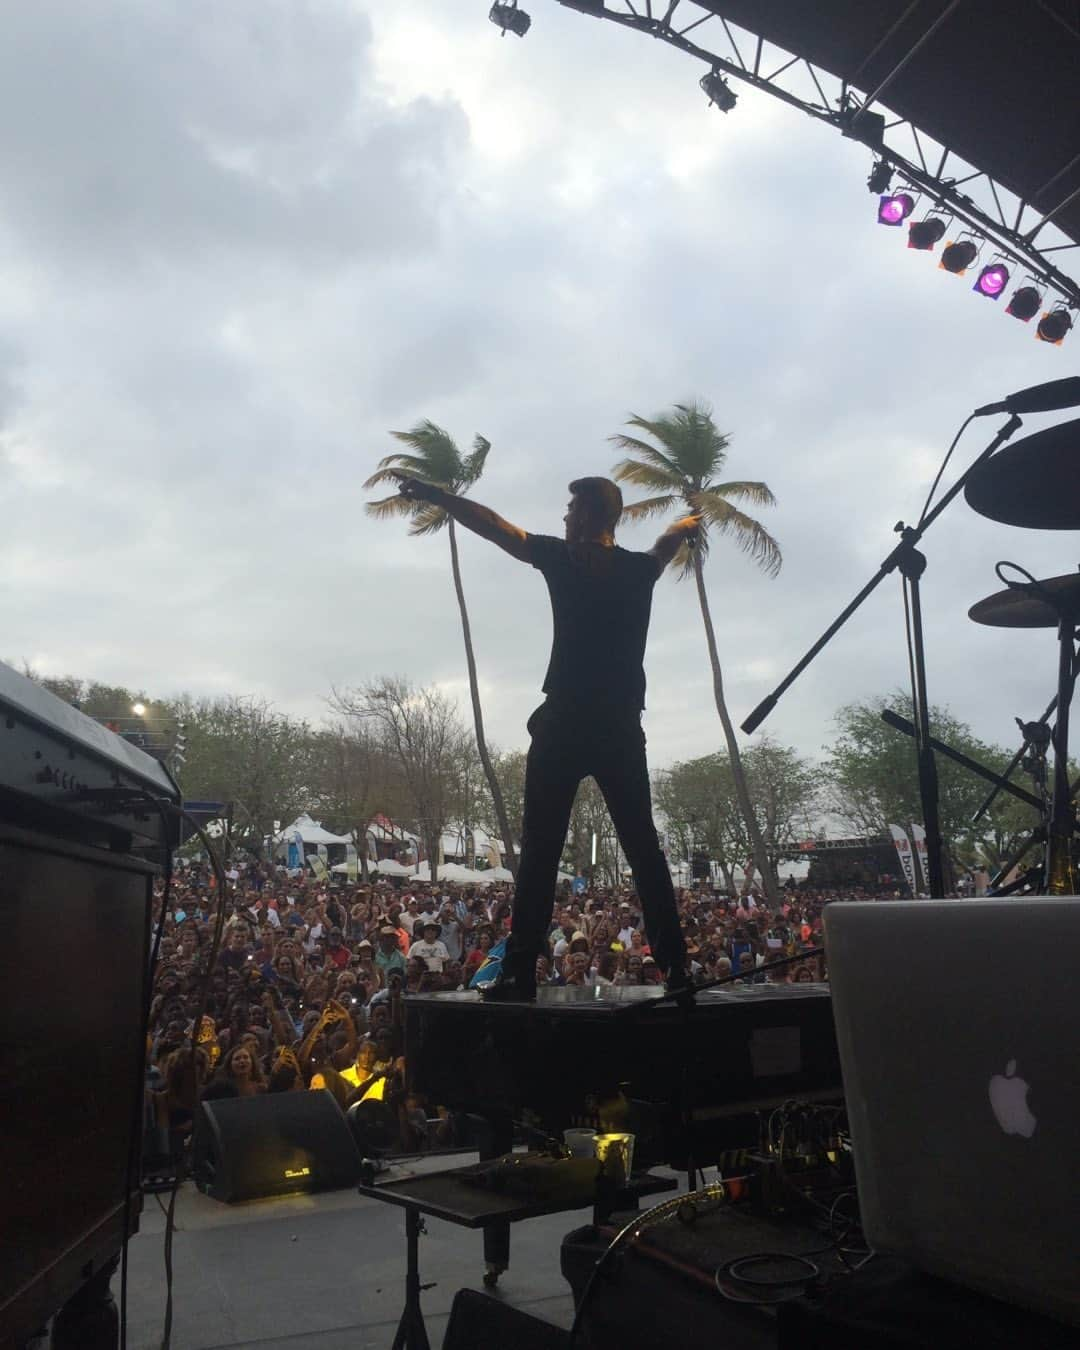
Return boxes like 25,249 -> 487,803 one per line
909,822 -> 929,893
888,824 -> 917,894
308,854 -> 329,882
346,852 -> 359,881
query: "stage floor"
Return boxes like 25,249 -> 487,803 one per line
124,1152 -> 591,1350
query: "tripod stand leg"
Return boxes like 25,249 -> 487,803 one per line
391,1209 -> 431,1350
901,550 -> 946,896
1047,619 -> 1078,894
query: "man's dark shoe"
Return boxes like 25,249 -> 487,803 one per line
477,969 -> 537,1002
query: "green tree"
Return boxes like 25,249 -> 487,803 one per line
172,694 -> 318,854
823,693 -> 1041,876
309,722 -> 402,878
364,421 -> 518,877
655,739 -> 819,891
611,401 -> 782,903
745,738 -> 821,878
333,677 -> 471,884
566,776 -> 622,886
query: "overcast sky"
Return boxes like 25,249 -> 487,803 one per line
2,1 -> 1076,773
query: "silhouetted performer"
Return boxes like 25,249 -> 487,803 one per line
396,474 -> 699,999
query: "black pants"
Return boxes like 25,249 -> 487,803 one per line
506,700 -> 686,976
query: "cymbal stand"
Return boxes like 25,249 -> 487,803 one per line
971,646 -> 1080,825
741,413 -> 1023,898
1047,607 -> 1078,894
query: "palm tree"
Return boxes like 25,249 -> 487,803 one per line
364,421 -> 518,878
610,401 -> 782,905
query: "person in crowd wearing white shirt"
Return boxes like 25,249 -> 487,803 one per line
616,902 -> 638,947
409,921 -> 450,974
438,903 -> 463,963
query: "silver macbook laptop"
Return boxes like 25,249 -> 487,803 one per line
825,898 -> 1080,1327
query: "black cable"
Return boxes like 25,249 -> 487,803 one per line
102,793 -> 229,1350
156,805 -> 230,1350
918,411 -> 977,528
721,1249 -> 824,1287
568,1187 -> 724,1348
120,799 -> 175,1350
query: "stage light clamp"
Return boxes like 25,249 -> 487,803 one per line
489,1 -> 531,36
866,160 -> 893,195
700,68 -> 737,112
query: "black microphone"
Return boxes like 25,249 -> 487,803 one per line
974,377 -> 1080,417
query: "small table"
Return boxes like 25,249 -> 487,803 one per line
358,1163 -> 677,1350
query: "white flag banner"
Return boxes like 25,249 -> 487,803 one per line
889,824 -> 917,894
910,823 -> 928,893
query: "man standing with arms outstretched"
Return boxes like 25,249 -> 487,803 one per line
395,473 -> 699,1000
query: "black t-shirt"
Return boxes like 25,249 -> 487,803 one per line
529,535 -> 660,711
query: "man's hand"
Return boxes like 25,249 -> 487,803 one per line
650,513 -> 702,570
666,513 -> 702,546
392,474 -> 444,505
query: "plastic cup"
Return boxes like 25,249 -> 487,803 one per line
563,1128 -> 597,1158
595,1132 -> 635,1187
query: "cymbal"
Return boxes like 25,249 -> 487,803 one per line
964,419 -> 1080,529
969,572 -> 1080,628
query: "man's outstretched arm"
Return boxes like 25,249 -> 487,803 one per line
650,514 -> 702,571
396,476 -> 531,562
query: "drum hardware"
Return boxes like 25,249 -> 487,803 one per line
969,564 -> 1080,895
741,411 -> 1025,897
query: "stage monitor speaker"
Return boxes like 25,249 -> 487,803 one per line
195,1089 -> 361,1202
442,1288 -> 570,1350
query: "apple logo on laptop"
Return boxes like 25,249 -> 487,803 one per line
988,1059 -> 1037,1138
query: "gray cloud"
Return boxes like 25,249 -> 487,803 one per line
1,0 -> 1072,784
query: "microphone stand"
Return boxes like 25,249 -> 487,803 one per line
741,414 -> 1022,898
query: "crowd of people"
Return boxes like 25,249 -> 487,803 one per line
145,859 -> 834,1165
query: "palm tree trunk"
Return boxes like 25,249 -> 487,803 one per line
447,520 -> 519,877
692,549 -> 780,907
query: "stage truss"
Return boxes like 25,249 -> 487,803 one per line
500,0 -> 1080,312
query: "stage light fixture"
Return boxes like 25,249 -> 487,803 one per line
907,217 -> 947,250
877,192 -> 914,226
866,160 -> 892,194
489,2 -> 531,35
1005,284 -> 1043,322
973,261 -> 1010,300
1036,308 -> 1073,345
699,69 -> 737,112
939,239 -> 979,275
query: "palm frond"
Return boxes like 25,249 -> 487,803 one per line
707,479 -> 777,508
694,492 -> 783,577
614,404 -> 732,485
611,459 -> 683,494
365,493 -> 415,521
408,503 -> 449,536
389,420 -> 464,488
461,434 -> 491,488
619,493 -> 678,522
607,430 -> 685,481
362,462 -> 427,491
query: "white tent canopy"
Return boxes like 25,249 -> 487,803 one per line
273,813 -> 352,847
370,858 -> 412,876
329,857 -> 413,877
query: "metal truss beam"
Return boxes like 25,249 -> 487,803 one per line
542,0 -> 1079,309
